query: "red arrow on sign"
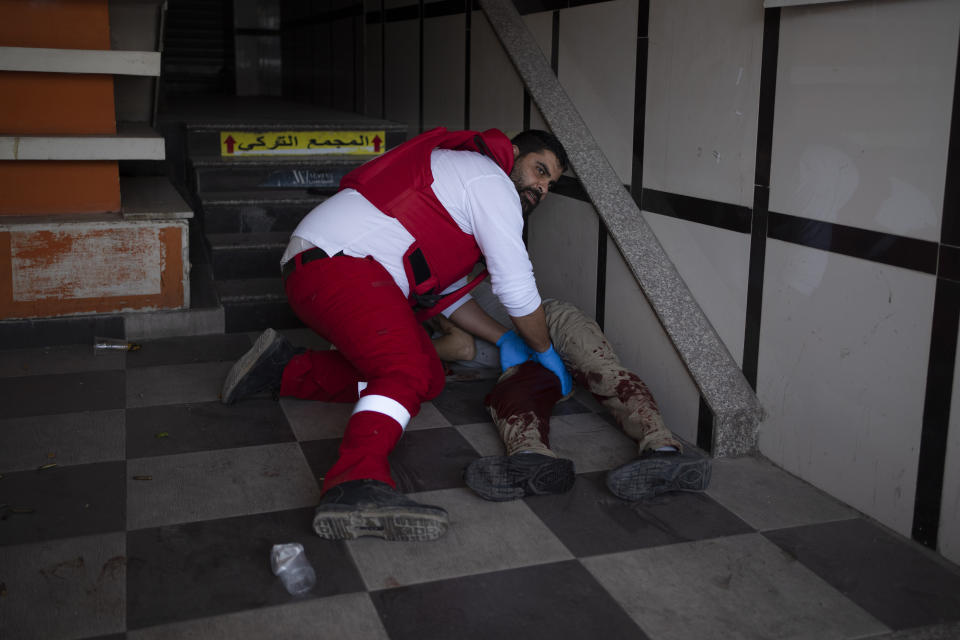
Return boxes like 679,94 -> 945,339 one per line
373,135 -> 382,153
224,135 -> 236,154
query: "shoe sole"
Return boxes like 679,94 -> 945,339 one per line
221,328 -> 279,404
312,505 -> 449,542
606,455 -> 711,501
464,456 -> 575,502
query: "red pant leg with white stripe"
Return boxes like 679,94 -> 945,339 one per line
281,254 -> 446,493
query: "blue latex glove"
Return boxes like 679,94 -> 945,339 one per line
496,330 -> 534,372
533,344 -> 574,396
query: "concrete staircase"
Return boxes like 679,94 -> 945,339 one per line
165,97 -> 408,333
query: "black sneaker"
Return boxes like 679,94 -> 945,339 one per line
221,328 -> 299,404
605,448 -> 712,501
312,479 -> 449,542
464,453 -> 575,502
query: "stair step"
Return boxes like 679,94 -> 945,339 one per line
208,232 -> 288,280
208,231 -> 290,249
215,277 -> 300,333
224,300 -> 302,333
201,190 -> 326,234
191,156 -> 363,194
216,276 -> 285,303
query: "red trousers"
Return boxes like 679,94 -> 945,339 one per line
282,253 -> 446,492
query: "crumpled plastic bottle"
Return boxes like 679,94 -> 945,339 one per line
270,542 -> 316,595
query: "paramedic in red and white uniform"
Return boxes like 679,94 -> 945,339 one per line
221,128 -> 571,542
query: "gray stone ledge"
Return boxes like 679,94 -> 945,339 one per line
480,0 -> 763,456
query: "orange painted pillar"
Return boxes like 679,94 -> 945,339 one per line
0,0 -> 121,215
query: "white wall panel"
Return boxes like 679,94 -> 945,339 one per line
527,195 -> 599,319
423,13 -> 466,130
758,240 -> 936,537
770,0 -> 960,241
468,11 -> 524,135
557,0 -> 637,184
604,241 -> 701,444
642,212 -> 750,366
941,327 -> 960,564
645,0 -> 764,206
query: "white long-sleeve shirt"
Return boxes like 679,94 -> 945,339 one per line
282,148 -> 541,318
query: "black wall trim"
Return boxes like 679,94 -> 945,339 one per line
913,277 -> 960,547
551,10 -> 560,73
939,7 -> 960,245
630,1 -> 648,203
641,189 -> 752,234
551,175 -> 589,201
425,0 -> 469,18
939,245 -> 960,283
912,22 -> 960,550
768,212 -> 939,275
743,185 -> 769,389
697,397 -> 714,454
743,7 -> 779,389
596,220 -> 607,329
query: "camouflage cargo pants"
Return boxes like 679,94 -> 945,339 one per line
486,299 -> 681,458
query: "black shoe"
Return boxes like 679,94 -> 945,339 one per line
464,453 -> 575,502
221,328 -> 299,404
312,479 -> 449,541
605,447 -> 712,501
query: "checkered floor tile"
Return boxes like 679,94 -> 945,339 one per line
2,332 -> 960,640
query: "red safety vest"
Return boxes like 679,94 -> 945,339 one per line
340,127 -> 516,320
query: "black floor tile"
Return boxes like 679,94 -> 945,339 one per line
431,379 -> 499,425
0,461 -> 126,546
525,472 -> 754,557
125,333 -> 254,368
299,438 -> 341,486
390,428 -> 480,492
299,429 -> 481,493
0,315 -> 124,350
764,518 -> 960,630
370,560 -> 649,640
126,399 -> 295,458
0,370 -> 125,418
126,507 -> 365,630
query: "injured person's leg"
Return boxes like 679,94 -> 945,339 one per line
431,288 -> 711,502
463,361 -> 576,501
542,298 -> 711,500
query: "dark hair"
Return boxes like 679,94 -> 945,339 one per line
510,129 -> 568,172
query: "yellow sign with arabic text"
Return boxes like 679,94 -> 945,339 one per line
219,130 -> 386,156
